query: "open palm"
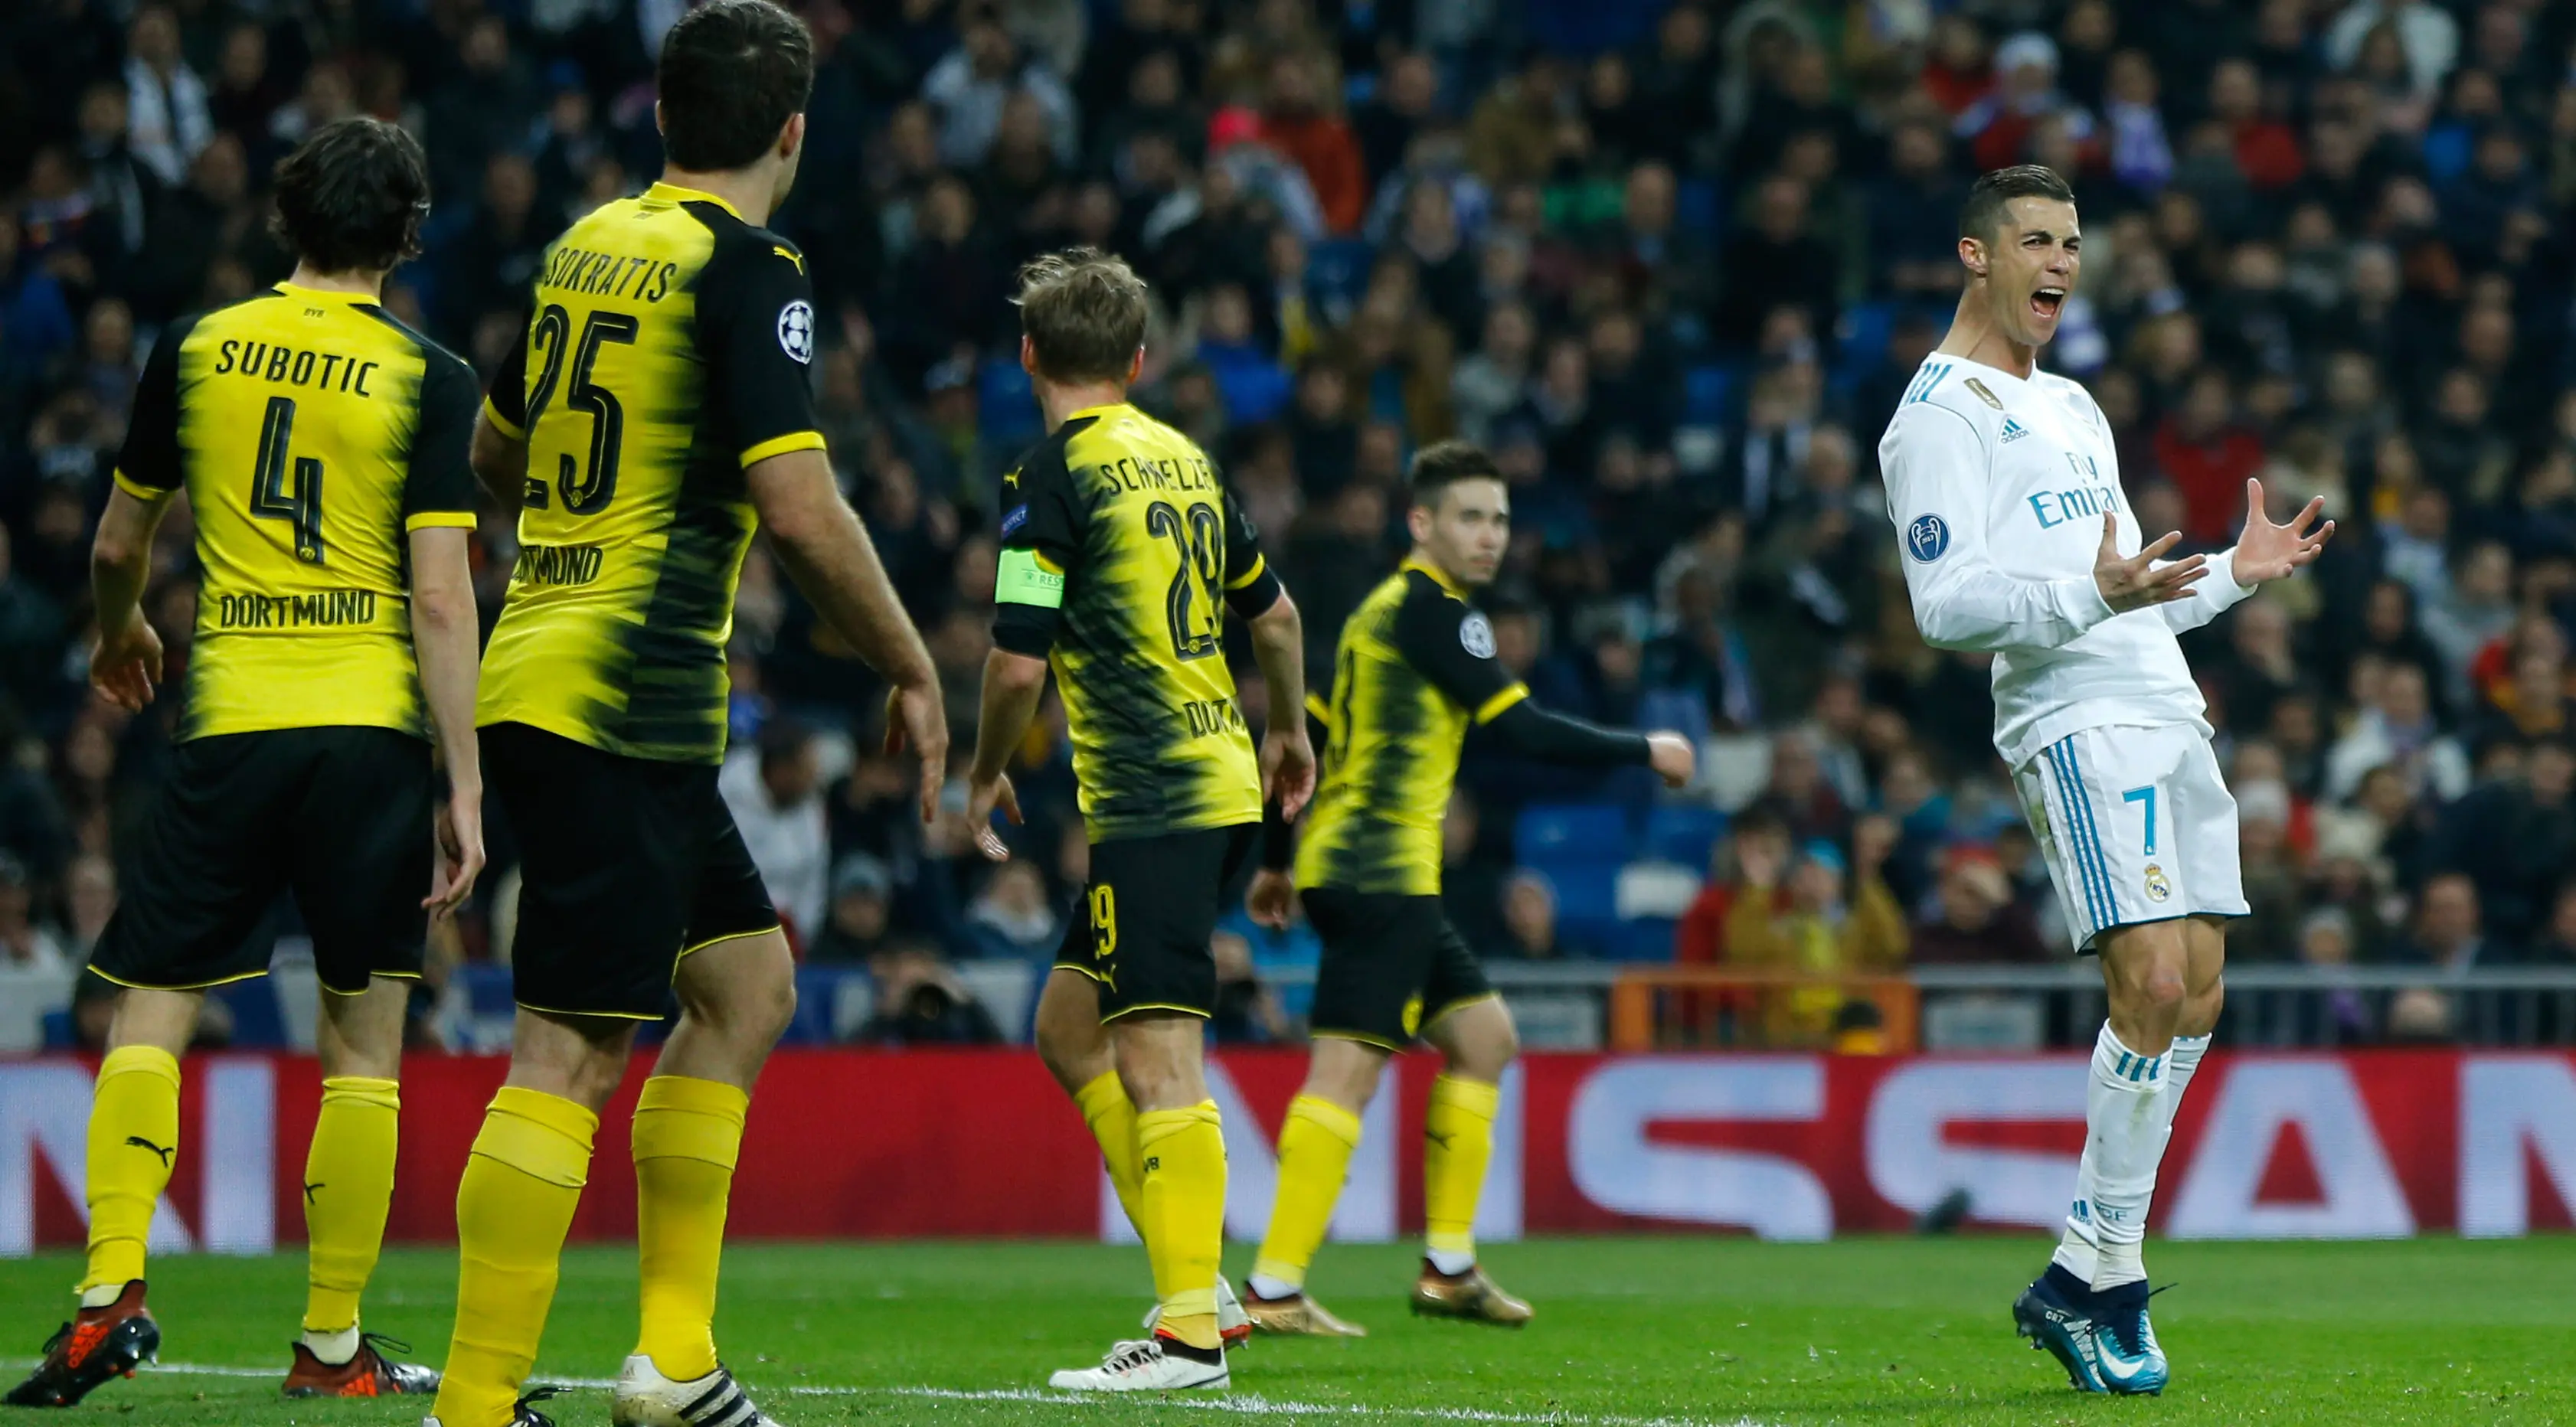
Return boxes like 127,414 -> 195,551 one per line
2230,478 -> 2336,586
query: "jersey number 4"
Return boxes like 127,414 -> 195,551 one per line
250,395 -> 324,563
1146,499 -> 1224,661
524,305 -> 638,514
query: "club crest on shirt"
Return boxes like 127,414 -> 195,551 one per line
1460,612 -> 1496,658
1904,513 -> 1950,563
1963,377 -> 2004,410
2144,864 -> 2172,903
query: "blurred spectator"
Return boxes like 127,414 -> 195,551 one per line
810,854 -> 897,966
2326,662 -> 2469,803
861,945 -> 1003,1045
1496,870 -> 1585,960
0,852 -> 68,975
122,5 -> 211,187
1208,930 -> 1290,1043
1723,834 -> 1907,1043
1910,845 -> 2051,965
966,860 -> 1061,961
2401,871 -> 2499,968
723,721 -> 831,944
924,10 -> 1076,169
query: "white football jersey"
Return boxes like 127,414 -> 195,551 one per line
1879,354 -> 2254,768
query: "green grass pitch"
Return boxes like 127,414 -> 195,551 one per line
5,1237 -> 2571,1425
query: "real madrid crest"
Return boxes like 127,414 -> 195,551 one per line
2143,863 -> 2171,903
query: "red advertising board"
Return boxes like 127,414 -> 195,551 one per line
3,1050 -> 2571,1253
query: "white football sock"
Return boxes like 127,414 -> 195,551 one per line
300,1324 -> 361,1367
1246,1273 -> 1299,1301
1426,1248 -> 1476,1276
2084,1022 -> 2175,1291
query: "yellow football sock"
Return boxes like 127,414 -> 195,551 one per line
1251,1094 -> 1362,1292
430,1088 -> 597,1427
81,1046 -> 181,1295
1424,1074 -> 1499,1262
1136,1101 -> 1226,1350
632,1075 -> 748,1382
1074,1070 -> 1146,1239
302,1076 -> 400,1334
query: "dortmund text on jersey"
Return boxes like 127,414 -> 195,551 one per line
112,283 -> 481,741
991,404 -> 1281,840
478,182 -> 825,763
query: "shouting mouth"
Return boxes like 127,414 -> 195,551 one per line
2031,286 -> 2067,320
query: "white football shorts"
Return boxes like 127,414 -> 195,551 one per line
2010,723 -> 2247,953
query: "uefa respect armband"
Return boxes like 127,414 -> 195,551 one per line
994,547 -> 1064,608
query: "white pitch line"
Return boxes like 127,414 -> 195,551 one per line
97,1363 -> 1776,1427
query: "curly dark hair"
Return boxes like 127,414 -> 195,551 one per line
266,117 -> 430,276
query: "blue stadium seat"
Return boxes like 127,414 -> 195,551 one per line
1599,916 -> 1679,962
459,962 -> 515,1015
1514,804 -> 1632,868
1675,179 -> 1721,236
1543,862 -> 1620,927
786,966 -> 848,1045
41,1009 -> 74,1050
979,358 -> 1042,445
1836,301 -> 1898,391
1643,805 -> 1727,870
1636,687 -> 1708,739
1683,364 -> 1740,424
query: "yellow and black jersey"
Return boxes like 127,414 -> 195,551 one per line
477,181 -> 824,764
1295,559 -> 1652,894
991,403 -> 1283,841
112,282 -> 481,743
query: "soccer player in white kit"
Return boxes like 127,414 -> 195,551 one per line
1879,166 -> 2333,1396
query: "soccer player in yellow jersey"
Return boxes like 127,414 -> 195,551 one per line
1243,441 -> 1694,1334
962,248 -> 1315,1391
6,119 -> 484,1408
426,5 -> 944,1427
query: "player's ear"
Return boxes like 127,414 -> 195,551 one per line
1019,334 -> 1038,377
778,113 -> 806,161
1126,347 -> 1144,385
1958,235 -> 1986,277
1406,501 -> 1433,546
653,99 -> 665,137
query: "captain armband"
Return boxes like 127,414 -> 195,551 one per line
995,547 -> 1065,608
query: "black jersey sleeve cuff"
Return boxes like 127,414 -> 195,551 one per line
1224,562 -> 1283,619
992,601 -> 1061,658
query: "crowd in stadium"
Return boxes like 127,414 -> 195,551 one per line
2,0 -> 2574,1050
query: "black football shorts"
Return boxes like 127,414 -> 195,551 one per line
1052,823 -> 1259,1020
1301,887 -> 1497,1050
92,727 -> 434,994
483,721 -> 779,1020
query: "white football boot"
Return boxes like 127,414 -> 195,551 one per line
610,1355 -> 781,1427
1047,1337 -> 1228,1392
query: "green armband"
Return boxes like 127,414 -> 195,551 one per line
995,547 -> 1065,608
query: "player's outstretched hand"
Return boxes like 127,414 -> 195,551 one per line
1646,731 -> 1696,789
963,770 -> 1019,862
90,615 -> 163,712
2093,513 -> 2205,612
1262,727 -> 1317,822
884,680 -> 950,824
2230,477 -> 2335,586
425,786 -> 485,917
1246,869 -> 1295,929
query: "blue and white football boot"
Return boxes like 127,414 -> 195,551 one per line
2085,1279 -> 2171,1396
2011,1265 -> 2107,1393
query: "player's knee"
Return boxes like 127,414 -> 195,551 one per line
2181,975 -> 2225,1037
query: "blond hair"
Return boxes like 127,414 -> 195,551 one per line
1015,247 -> 1149,384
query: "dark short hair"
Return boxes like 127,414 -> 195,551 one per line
659,0 -> 815,172
1015,247 -> 1149,384
1959,164 -> 2077,242
1407,439 -> 1503,506
267,117 -> 429,274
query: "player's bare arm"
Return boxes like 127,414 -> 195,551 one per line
87,486 -> 172,712
408,524 -> 485,915
1244,589 -> 1316,819
747,446 -> 947,821
466,411 -> 527,511
964,648 -> 1047,860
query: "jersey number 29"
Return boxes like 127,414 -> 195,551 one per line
1146,500 -> 1224,661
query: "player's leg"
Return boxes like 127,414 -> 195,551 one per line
607,785 -> 793,1427
1048,829 -> 1242,1393
1244,1036 -> 1385,1334
1413,948 -> 1532,1327
433,724 -> 660,1427
1036,958 -> 1146,1236
11,736 -> 283,1407
283,727 -> 439,1395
